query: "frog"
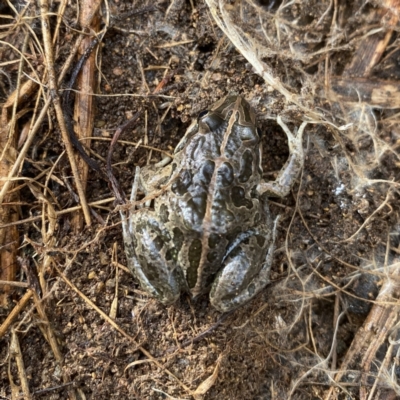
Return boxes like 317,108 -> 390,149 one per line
121,95 -> 307,312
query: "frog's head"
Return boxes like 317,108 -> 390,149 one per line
199,95 -> 260,146
197,96 -> 260,161
208,95 -> 256,127
174,95 -> 261,159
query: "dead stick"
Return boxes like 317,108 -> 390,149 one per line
0,290 -> 32,339
11,329 -> 32,399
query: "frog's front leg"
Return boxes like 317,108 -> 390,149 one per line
209,217 -> 279,313
139,157 -> 174,196
257,117 -> 307,197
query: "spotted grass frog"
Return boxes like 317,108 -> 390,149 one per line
121,95 -> 306,312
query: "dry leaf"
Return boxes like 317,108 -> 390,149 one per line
193,353 -> 223,398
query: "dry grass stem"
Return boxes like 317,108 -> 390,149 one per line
39,0 -> 91,225
0,290 -> 32,339
10,329 -> 32,399
70,0 -> 102,230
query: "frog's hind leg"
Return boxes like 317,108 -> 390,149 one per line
121,167 -> 181,305
123,209 -> 183,305
209,217 -> 279,313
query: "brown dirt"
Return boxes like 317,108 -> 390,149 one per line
1,1 -> 400,399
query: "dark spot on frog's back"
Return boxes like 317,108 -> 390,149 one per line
172,169 -> 192,196
208,233 -> 220,248
172,227 -> 184,251
207,250 -> 218,263
217,162 -> 234,187
256,235 -> 266,247
238,149 -> 254,183
231,186 -> 253,209
189,193 -> 207,221
202,113 -> 226,132
199,160 -> 215,184
187,239 -> 202,288
153,236 -> 164,251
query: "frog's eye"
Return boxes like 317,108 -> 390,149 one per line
197,110 -> 209,120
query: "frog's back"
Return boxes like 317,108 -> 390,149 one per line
153,96 -> 268,295
166,95 -> 264,235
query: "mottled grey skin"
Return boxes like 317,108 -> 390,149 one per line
121,96 -> 306,312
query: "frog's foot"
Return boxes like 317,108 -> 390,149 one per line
209,219 -> 279,313
257,117 -> 307,198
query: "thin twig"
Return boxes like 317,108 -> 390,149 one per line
107,111 -> 142,204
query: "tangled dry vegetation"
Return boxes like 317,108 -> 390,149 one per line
1,0 -> 400,399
